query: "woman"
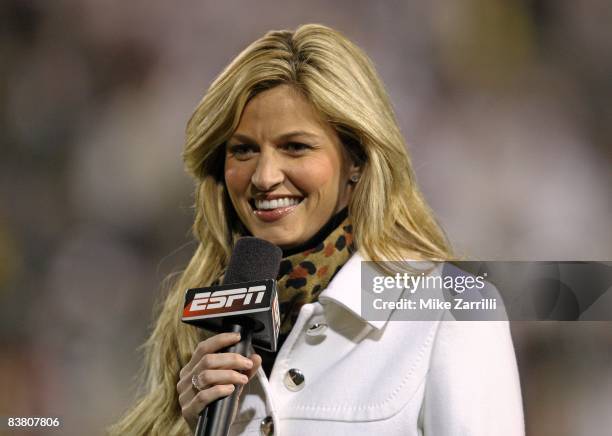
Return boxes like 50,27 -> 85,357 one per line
110,24 -> 524,435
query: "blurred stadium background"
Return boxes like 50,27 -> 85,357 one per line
1,1 -> 610,435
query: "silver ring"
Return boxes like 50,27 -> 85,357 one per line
191,374 -> 202,393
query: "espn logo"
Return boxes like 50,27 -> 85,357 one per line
189,285 -> 267,312
182,279 -> 279,351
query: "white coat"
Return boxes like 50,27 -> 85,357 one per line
229,252 -> 525,435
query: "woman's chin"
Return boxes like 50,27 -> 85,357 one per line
256,232 -> 301,249
246,224 -> 306,248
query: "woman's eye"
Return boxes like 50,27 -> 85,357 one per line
283,142 -> 312,154
228,144 -> 257,159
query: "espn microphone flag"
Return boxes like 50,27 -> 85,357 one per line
182,279 -> 281,351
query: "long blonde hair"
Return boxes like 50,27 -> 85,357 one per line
109,23 -> 451,435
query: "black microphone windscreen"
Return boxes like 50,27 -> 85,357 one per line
222,237 -> 282,284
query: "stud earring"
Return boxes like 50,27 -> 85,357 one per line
350,174 -> 360,183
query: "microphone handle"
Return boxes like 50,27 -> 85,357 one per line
195,324 -> 252,436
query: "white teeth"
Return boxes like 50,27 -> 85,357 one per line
255,197 -> 301,210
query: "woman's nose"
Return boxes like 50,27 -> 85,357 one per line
251,152 -> 284,191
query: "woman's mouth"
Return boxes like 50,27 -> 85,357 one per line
250,197 -> 303,222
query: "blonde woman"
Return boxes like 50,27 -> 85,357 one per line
110,24 -> 524,435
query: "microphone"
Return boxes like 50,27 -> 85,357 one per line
182,237 -> 282,436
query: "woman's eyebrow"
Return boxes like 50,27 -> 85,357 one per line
274,130 -> 320,141
228,133 -> 256,144
229,130 -> 320,143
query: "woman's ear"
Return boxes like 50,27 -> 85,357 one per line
337,129 -> 365,184
349,163 -> 361,184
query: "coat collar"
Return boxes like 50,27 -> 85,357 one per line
318,251 -> 389,330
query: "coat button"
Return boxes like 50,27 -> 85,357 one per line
284,368 -> 305,391
260,416 -> 274,436
306,322 -> 328,336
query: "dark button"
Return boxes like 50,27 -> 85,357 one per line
284,368 -> 305,391
260,415 -> 274,436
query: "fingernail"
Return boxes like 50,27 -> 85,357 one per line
233,332 -> 241,340
245,359 -> 253,368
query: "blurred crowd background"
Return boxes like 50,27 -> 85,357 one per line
1,1 -> 610,435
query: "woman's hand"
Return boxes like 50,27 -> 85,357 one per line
177,332 -> 262,433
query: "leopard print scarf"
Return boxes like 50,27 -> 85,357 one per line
275,212 -> 355,337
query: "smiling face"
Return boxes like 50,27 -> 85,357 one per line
224,85 -> 358,249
